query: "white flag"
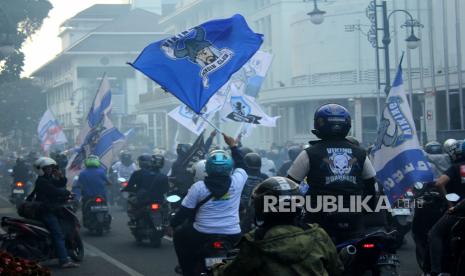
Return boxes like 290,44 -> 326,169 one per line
37,109 -> 68,153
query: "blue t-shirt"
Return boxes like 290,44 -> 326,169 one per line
78,167 -> 109,199
182,168 -> 248,235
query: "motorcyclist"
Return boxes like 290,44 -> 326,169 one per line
213,177 -> 344,276
77,155 -> 111,202
191,160 -> 207,182
123,154 -> 169,223
31,157 -> 79,268
12,157 -> 33,185
112,151 -> 137,180
278,146 -> 302,177
240,152 -> 268,232
287,103 -> 377,243
428,139 -> 465,276
424,141 -> 450,177
170,143 -> 194,197
259,150 -> 276,177
170,133 -> 247,276
50,150 -> 68,175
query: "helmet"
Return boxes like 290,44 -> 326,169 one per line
138,154 -> 152,169
192,160 -> 207,182
120,151 -> 132,166
239,147 -> 254,156
444,139 -> 463,161
206,150 -> 234,176
34,157 -> 57,176
288,146 -> 302,161
177,144 -> 191,157
244,153 -> 262,171
151,154 -> 165,169
153,148 -> 166,156
84,155 -> 100,168
312,104 -> 351,139
425,141 -> 443,154
252,177 -> 301,226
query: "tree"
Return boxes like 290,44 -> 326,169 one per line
0,0 -> 52,80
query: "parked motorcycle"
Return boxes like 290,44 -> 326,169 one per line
0,196 -> 84,262
82,195 -> 112,235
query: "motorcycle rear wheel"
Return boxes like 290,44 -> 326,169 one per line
68,235 -> 84,262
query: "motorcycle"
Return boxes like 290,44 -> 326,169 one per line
126,193 -> 175,247
116,176 -> 129,209
387,189 -> 415,249
82,195 -> 112,236
451,212 -> 465,275
10,180 -> 28,208
0,196 -> 84,262
411,182 -> 447,273
337,230 -> 400,275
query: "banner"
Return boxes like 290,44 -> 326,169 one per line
129,14 -> 263,114
37,109 -> 68,153
371,61 -> 434,203
66,77 -> 125,182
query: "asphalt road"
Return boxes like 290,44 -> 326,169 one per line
0,194 -> 422,276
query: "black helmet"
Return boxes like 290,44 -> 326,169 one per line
252,177 -> 301,226
288,146 -> 301,161
120,151 -> 132,166
244,152 -> 262,171
152,154 -> 165,169
425,141 -> 442,154
177,144 -> 191,157
137,154 -> 152,169
239,147 -> 254,156
312,103 -> 351,139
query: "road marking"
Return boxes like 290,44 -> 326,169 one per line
163,235 -> 173,242
84,242 -> 145,276
0,194 -> 11,204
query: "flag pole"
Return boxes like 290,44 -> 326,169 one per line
200,114 -> 222,133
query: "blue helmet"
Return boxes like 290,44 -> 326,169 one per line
206,150 -> 234,176
312,104 -> 351,139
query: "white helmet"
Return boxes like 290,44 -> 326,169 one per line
34,157 -> 57,176
192,160 -> 207,182
443,139 -> 463,161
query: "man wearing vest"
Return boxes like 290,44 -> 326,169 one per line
287,104 -> 377,243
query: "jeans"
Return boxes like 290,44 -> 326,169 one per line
173,224 -> 241,276
41,213 -> 69,264
428,213 -> 459,273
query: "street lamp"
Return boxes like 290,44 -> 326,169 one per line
304,0 -> 326,25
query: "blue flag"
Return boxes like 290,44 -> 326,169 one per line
371,60 -> 434,203
129,14 -> 263,114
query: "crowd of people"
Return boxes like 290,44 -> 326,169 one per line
0,103 -> 464,276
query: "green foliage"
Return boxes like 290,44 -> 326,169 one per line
0,0 -> 53,79
0,78 -> 46,143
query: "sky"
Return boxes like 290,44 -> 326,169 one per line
22,0 -> 128,77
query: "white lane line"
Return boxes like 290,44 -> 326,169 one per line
163,236 -> 173,242
0,194 -> 11,204
84,242 -> 145,276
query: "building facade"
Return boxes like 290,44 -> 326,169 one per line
137,0 -> 465,150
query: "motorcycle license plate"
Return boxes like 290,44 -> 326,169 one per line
391,208 -> 410,216
90,205 -> 109,211
13,189 -> 24,194
205,257 -> 224,268
377,254 -> 399,266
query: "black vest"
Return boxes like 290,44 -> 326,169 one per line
305,139 -> 367,195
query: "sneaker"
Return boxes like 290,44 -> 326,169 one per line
60,261 -> 80,268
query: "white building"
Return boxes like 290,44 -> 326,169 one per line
137,0 -> 465,150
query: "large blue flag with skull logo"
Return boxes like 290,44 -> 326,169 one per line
129,14 -> 263,114
371,59 -> 434,204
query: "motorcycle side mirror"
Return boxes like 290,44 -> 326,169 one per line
413,182 -> 424,190
166,195 -> 181,203
446,193 -> 460,202
117,177 -> 126,182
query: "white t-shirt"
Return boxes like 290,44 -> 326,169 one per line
181,168 -> 248,235
112,161 -> 137,179
288,150 -> 376,182
261,158 -> 277,177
